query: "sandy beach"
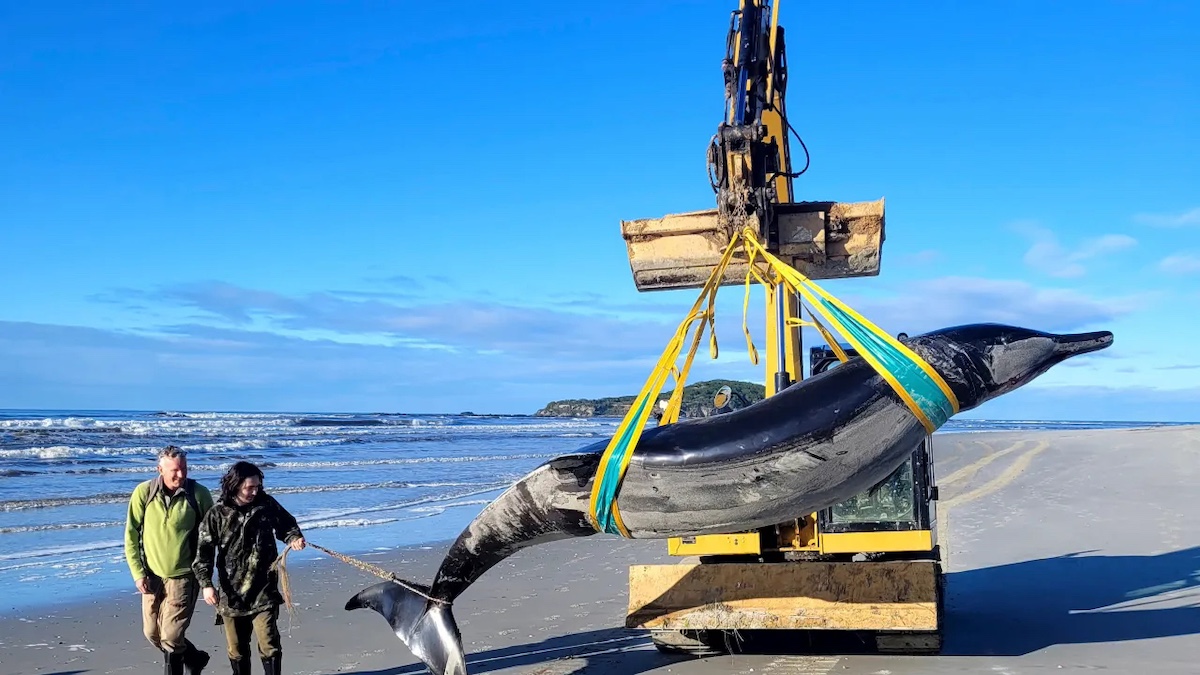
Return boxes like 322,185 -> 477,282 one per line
5,425 -> 1200,674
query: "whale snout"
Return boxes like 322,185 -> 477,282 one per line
1053,330 -> 1114,358
948,325 -> 1117,411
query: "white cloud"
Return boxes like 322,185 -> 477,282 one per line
1133,207 -> 1200,228
0,320 -> 663,414
7,318 -> 1189,420
96,281 -> 685,362
839,276 -> 1140,336
1018,224 -> 1137,278
1158,254 -> 1200,275
1079,234 -> 1140,257
21,271 -> 1158,414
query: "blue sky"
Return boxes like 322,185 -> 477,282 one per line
1,1 -> 1197,420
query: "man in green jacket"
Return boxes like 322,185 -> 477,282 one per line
125,445 -> 215,675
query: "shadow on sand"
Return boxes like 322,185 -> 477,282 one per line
351,547 -> 1200,673
349,626 -> 684,675
943,545 -> 1200,655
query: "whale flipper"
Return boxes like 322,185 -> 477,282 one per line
346,580 -> 466,675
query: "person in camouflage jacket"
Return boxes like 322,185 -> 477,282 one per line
193,461 -> 305,675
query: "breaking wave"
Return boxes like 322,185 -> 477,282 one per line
0,479 -> 514,512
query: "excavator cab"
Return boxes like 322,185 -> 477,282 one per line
810,345 -> 938,542
704,346 -> 937,541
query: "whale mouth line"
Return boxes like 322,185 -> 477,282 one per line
1053,330 -> 1114,357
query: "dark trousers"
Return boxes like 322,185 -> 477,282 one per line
221,607 -> 281,660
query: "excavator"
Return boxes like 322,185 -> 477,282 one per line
619,0 -> 944,655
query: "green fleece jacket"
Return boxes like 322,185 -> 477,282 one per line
124,477 -> 214,581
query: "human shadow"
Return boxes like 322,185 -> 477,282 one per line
943,546 -> 1200,655
349,626 -> 686,675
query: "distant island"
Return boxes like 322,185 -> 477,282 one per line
535,379 -> 766,418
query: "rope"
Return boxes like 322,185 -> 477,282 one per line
274,546 -> 300,626
271,541 -> 450,615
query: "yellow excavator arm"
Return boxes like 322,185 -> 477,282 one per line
709,0 -> 797,239
620,2 -> 886,371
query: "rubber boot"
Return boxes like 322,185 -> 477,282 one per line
260,654 -> 281,675
164,650 -> 186,675
228,657 -> 250,675
183,645 -> 211,675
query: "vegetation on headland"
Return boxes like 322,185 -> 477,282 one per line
535,379 -> 766,418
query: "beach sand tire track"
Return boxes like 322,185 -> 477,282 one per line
938,440 -> 1050,568
738,655 -> 840,674
937,440 -> 1020,490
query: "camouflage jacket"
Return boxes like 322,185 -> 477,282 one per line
192,492 -> 303,617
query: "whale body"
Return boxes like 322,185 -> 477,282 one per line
346,323 -> 1114,675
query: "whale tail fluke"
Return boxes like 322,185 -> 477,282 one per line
346,580 -> 466,675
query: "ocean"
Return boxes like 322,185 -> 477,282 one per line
0,408 -> 1187,615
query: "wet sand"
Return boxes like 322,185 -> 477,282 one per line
4,425 -> 1200,674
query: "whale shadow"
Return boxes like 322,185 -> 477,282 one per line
348,626 -> 686,675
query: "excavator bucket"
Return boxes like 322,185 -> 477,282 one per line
620,199 -> 885,291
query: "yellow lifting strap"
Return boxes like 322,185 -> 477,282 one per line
585,233 -> 741,537
740,232 -> 960,431
788,307 -> 850,364
587,226 -> 959,537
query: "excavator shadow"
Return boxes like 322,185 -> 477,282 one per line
651,546 -> 1200,658
942,546 -> 1200,656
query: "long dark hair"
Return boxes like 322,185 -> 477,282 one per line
220,461 -> 264,504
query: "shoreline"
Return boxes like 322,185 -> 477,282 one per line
0,481 -> 510,617
0,535 -> 461,619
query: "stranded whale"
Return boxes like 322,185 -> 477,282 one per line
346,323 -> 1113,675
